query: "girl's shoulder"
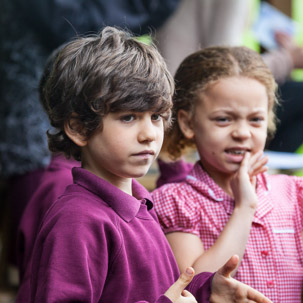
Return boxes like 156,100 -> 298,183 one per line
152,179 -> 200,206
152,181 -> 203,235
264,173 -> 303,202
266,172 -> 303,188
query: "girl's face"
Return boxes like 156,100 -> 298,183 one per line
178,76 -> 268,183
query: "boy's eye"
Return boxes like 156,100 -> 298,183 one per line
151,113 -> 162,121
121,115 -> 135,122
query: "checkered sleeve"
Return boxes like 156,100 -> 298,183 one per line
294,176 -> 303,228
152,184 -> 200,237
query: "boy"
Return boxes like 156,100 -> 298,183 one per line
19,26 -> 272,303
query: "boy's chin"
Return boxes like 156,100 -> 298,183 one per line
124,166 -> 150,179
130,167 -> 153,180
131,170 -> 150,179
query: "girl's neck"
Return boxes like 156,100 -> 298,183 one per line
199,161 -> 234,197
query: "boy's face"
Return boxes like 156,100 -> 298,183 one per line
178,76 -> 268,183
81,111 -> 164,189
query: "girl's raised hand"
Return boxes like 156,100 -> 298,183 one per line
230,150 -> 268,210
247,150 -> 268,179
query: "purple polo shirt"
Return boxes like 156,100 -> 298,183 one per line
19,167 -> 213,303
17,154 -> 79,299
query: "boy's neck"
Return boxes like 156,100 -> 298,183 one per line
114,179 -> 133,196
83,165 -> 133,196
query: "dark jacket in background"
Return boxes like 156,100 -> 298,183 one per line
0,0 -> 180,176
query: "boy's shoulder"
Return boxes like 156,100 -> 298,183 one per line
40,182 -> 118,233
33,183 -> 123,252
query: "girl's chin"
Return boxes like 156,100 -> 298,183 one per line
215,162 -> 242,176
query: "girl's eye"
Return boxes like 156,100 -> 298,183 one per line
215,117 -> 230,123
251,117 -> 264,123
121,115 -> 135,122
151,113 -> 162,121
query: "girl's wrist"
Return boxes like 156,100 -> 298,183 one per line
233,202 -> 257,217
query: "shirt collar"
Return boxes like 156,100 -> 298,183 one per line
186,162 -> 231,202
185,162 -> 273,222
253,172 -> 274,223
72,167 -> 153,222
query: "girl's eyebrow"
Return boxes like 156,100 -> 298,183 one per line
209,108 -> 268,117
247,108 -> 268,114
209,108 -> 235,114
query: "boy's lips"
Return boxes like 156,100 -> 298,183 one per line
132,150 -> 155,158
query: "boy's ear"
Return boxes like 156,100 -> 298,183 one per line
64,117 -> 87,147
178,110 -> 195,139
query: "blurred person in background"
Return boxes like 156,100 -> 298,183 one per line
154,0 -> 250,75
264,31 -> 303,152
154,0 -> 303,152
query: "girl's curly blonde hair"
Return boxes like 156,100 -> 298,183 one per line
165,46 -> 278,160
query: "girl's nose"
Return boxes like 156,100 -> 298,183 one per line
231,124 -> 251,140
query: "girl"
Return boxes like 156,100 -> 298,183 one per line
152,46 -> 303,302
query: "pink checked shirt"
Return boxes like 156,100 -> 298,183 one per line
152,162 -> 303,303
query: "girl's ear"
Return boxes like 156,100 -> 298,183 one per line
64,117 -> 87,147
178,109 -> 195,139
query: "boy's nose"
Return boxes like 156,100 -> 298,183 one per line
138,120 -> 156,142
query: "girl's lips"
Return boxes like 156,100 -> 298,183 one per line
224,149 -> 250,163
224,148 -> 250,155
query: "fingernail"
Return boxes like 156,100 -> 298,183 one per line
185,267 -> 194,276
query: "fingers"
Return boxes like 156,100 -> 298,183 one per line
248,150 -> 265,165
239,150 -> 262,170
164,267 -> 196,302
248,156 -> 268,177
182,289 -> 196,298
177,267 -> 195,287
237,151 -> 267,179
236,152 -> 250,177
217,255 -> 239,278
246,286 -> 273,303
247,151 -> 268,177
238,151 -> 249,169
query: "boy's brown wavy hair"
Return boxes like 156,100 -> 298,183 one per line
40,26 -> 174,161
